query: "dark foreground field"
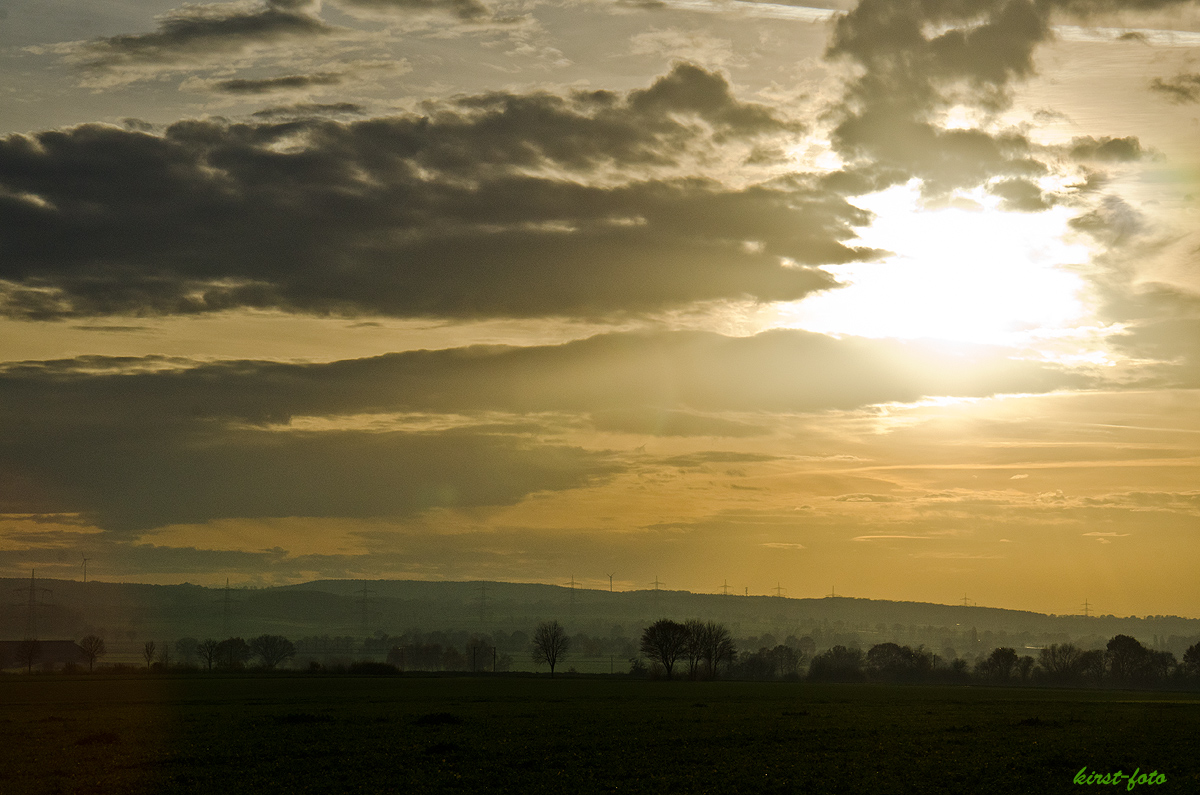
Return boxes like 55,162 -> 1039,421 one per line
2,675 -> 1197,795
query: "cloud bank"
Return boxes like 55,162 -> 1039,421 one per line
0,65 -> 875,321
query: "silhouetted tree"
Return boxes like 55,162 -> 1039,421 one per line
866,643 -> 936,683
198,638 -> 220,671
250,634 -> 296,669
16,639 -> 41,674
640,619 -> 689,679
732,645 -> 806,680
1016,655 -> 1035,682
79,635 -> 106,673
175,637 -> 200,667
949,658 -> 971,683
531,620 -> 570,677
1079,649 -> 1106,684
142,641 -> 156,669
808,645 -> 865,682
1039,643 -> 1085,683
683,619 -> 705,679
216,637 -> 251,670
732,648 -> 772,680
1106,635 -> 1151,684
697,621 -> 736,679
975,647 -> 1018,682
1148,649 -> 1177,683
1183,642 -> 1200,679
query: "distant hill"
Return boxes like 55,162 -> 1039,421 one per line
3,577 -> 1198,658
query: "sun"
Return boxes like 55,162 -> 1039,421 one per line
774,182 -> 1098,348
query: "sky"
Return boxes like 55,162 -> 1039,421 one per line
1,0 -> 1199,617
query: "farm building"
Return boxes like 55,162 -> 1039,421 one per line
0,640 -> 86,671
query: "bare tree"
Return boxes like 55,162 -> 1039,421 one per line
640,619 -> 689,679
531,620 -> 570,677
698,622 -> 736,679
143,641 -> 156,669
683,619 -> 705,679
79,635 -> 107,672
198,638 -> 220,671
1039,643 -> 1084,683
250,634 -> 296,669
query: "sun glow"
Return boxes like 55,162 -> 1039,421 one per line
776,183 -> 1098,347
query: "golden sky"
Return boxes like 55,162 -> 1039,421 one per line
2,0 -> 1199,616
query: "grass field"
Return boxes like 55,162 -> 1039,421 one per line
2,674 -> 1197,794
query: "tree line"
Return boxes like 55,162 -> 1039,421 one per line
45,634 -> 299,672
11,623 -> 1200,689
550,618 -> 1200,687
786,635 -> 1200,687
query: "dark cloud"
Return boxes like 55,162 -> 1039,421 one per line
988,178 -> 1052,212
0,328 -> 1095,530
0,423 -> 618,533
213,72 -> 344,94
1150,73 -> 1200,103
251,102 -> 368,119
824,0 -> 1052,195
74,0 -> 333,72
0,329 -> 1094,429
1054,0 -> 1200,15
821,0 -> 1194,197
1107,287 -> 1200,385
1068,135 -> 1146,162
0,65 -> 872,321
1068,194 -> 1145,248
68,324 -> 154,333
336,0 -> 493,20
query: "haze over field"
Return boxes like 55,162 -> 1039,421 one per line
1,0 -> 1199,617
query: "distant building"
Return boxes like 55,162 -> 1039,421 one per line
0,640 -> 87,671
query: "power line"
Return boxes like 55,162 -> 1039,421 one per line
477,582 -> 490,624
12,569 -> 53,640
356,583 -> 377,636
215,578 -> 241,637
565,575 -> 577,612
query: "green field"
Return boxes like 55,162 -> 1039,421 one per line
2,674 -> 1197,794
